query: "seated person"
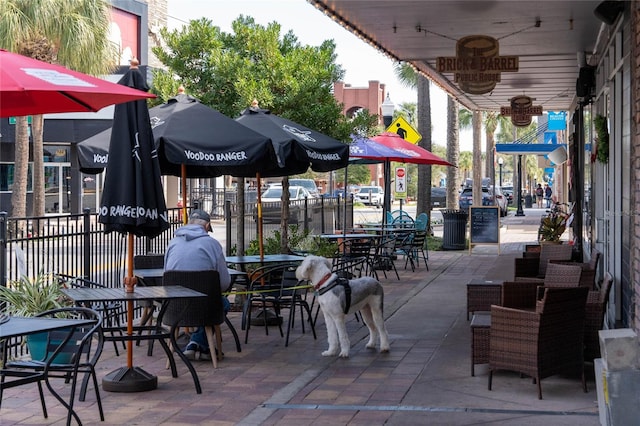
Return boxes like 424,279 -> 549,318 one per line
165,209 -> 231,360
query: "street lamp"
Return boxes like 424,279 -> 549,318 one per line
498,157 -> 504,187
381,93 -> 395,128
380,93 -> 395,214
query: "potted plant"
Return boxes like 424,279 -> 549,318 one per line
594,114 -> 609,164
538,214 -> 566,243
0,273 -> 71,361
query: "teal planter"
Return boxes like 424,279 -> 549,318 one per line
26,331 -> 73,364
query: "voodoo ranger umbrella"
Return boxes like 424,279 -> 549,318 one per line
235,105 -> 349,257
0,49 -> 154,117
78,93 -> 275,220
98,64 -> 170,392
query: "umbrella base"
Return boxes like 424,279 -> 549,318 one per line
102,366 -> 157,392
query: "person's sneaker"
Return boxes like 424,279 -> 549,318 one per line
183,342 -> 199,360
198,347 -> 212,361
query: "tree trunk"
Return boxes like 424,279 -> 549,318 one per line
32,114 -> 45,217
280,177 -> 290,253
416,75 -> 431,217
446,97 -> 460,210
11,117 -> 30,222
472,111 -> 482,206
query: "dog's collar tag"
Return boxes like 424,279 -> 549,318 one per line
314,273 -> 332,290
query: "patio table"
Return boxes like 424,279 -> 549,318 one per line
61,285 -> 207,393
1,316 -> 94,422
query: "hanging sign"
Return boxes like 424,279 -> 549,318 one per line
436,35 -> 519,95
500,95 -> 543,127
395,167 -> 407,199
547,111 -> 567,130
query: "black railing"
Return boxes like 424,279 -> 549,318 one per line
1,195 -> 352,288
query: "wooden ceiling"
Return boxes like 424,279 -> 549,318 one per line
309,1 -> 607,112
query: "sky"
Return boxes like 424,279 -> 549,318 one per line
165,0 -> 469,150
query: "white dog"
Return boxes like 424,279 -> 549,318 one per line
296,255 -> 390,358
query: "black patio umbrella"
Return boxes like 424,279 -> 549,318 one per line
78,93 -> 276,177
235,105 -> 349,176
98,62 -> 169,392
235,104 -> 349,256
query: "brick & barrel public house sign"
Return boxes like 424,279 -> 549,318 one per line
500,95 -> 543,127
436,35 -> 518,95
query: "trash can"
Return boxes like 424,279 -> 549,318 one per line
442,209 -> 468,250
524,194 -> 533,208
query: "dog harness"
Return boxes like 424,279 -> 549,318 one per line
317,276 -> 351,314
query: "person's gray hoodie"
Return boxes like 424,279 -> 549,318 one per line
164,224 -> 231,291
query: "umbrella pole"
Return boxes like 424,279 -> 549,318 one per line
102,232 -> 158,392
343,165 -> 348,238
256,173 -> 264,260
181,164 -> 188,224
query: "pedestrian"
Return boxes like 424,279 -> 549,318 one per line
164,209 -> 231,361
544,184 -> 553,208
535,184 -> 544,208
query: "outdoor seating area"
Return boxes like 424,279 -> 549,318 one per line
1,212 -> 612,424
468,243 -> 615,401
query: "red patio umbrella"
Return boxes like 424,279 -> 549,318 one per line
371,132 -> 454,216
0,49 -> 155,117
371,132 -> 454,166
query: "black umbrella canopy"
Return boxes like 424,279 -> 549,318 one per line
235,105 -> 349,176
77,94 -> 278,178
77,128 -> 110,174
98,66 -> 170,238
152,94 -> 276,178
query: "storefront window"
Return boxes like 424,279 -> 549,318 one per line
0,163 -> 33,192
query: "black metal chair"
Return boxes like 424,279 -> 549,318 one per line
133,253 -> 165,328
56,274 -> 126,356
1,307 -> 104,426
373,235 -> 400,280
162,270 -> 230,368
396,230 -> 429,272
243,263 -> 316,346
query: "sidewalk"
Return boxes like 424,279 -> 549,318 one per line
1,207 -> 600,425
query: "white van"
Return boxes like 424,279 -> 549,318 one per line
289,179 -> 319,198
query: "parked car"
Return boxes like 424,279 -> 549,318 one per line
289,179 -> 319,198
458,186 -> 508,217
354,185 -> 384,207
254,185 -> 311,223
501,185 -> 514,205
430,187 -> 447,208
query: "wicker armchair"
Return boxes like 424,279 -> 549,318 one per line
488,286 -> 589,399
584,272 -> 613,362
549,249 -> 601,289
514,243 -> 573,279
501,280 -> 539,310
541,263 -> 583,287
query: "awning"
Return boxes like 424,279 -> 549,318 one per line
495,143 -> 566,155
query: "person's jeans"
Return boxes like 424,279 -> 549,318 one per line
187,296 -> 231,350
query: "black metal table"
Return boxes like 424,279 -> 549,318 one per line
1,316 -> 95,422
61,286 -> 206,393
225,254 -> 306,266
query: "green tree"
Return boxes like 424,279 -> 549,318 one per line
153,16 -> 378,251
459,151 -> 473,180
0,0 -> 113,219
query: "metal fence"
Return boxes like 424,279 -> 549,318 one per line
1,195 -> 352,288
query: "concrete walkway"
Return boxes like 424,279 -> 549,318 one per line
1,207 -> 600,425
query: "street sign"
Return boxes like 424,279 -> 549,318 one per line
9,116 -> 32,124
386,116 -> 422,144
395,167 -> 407,199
